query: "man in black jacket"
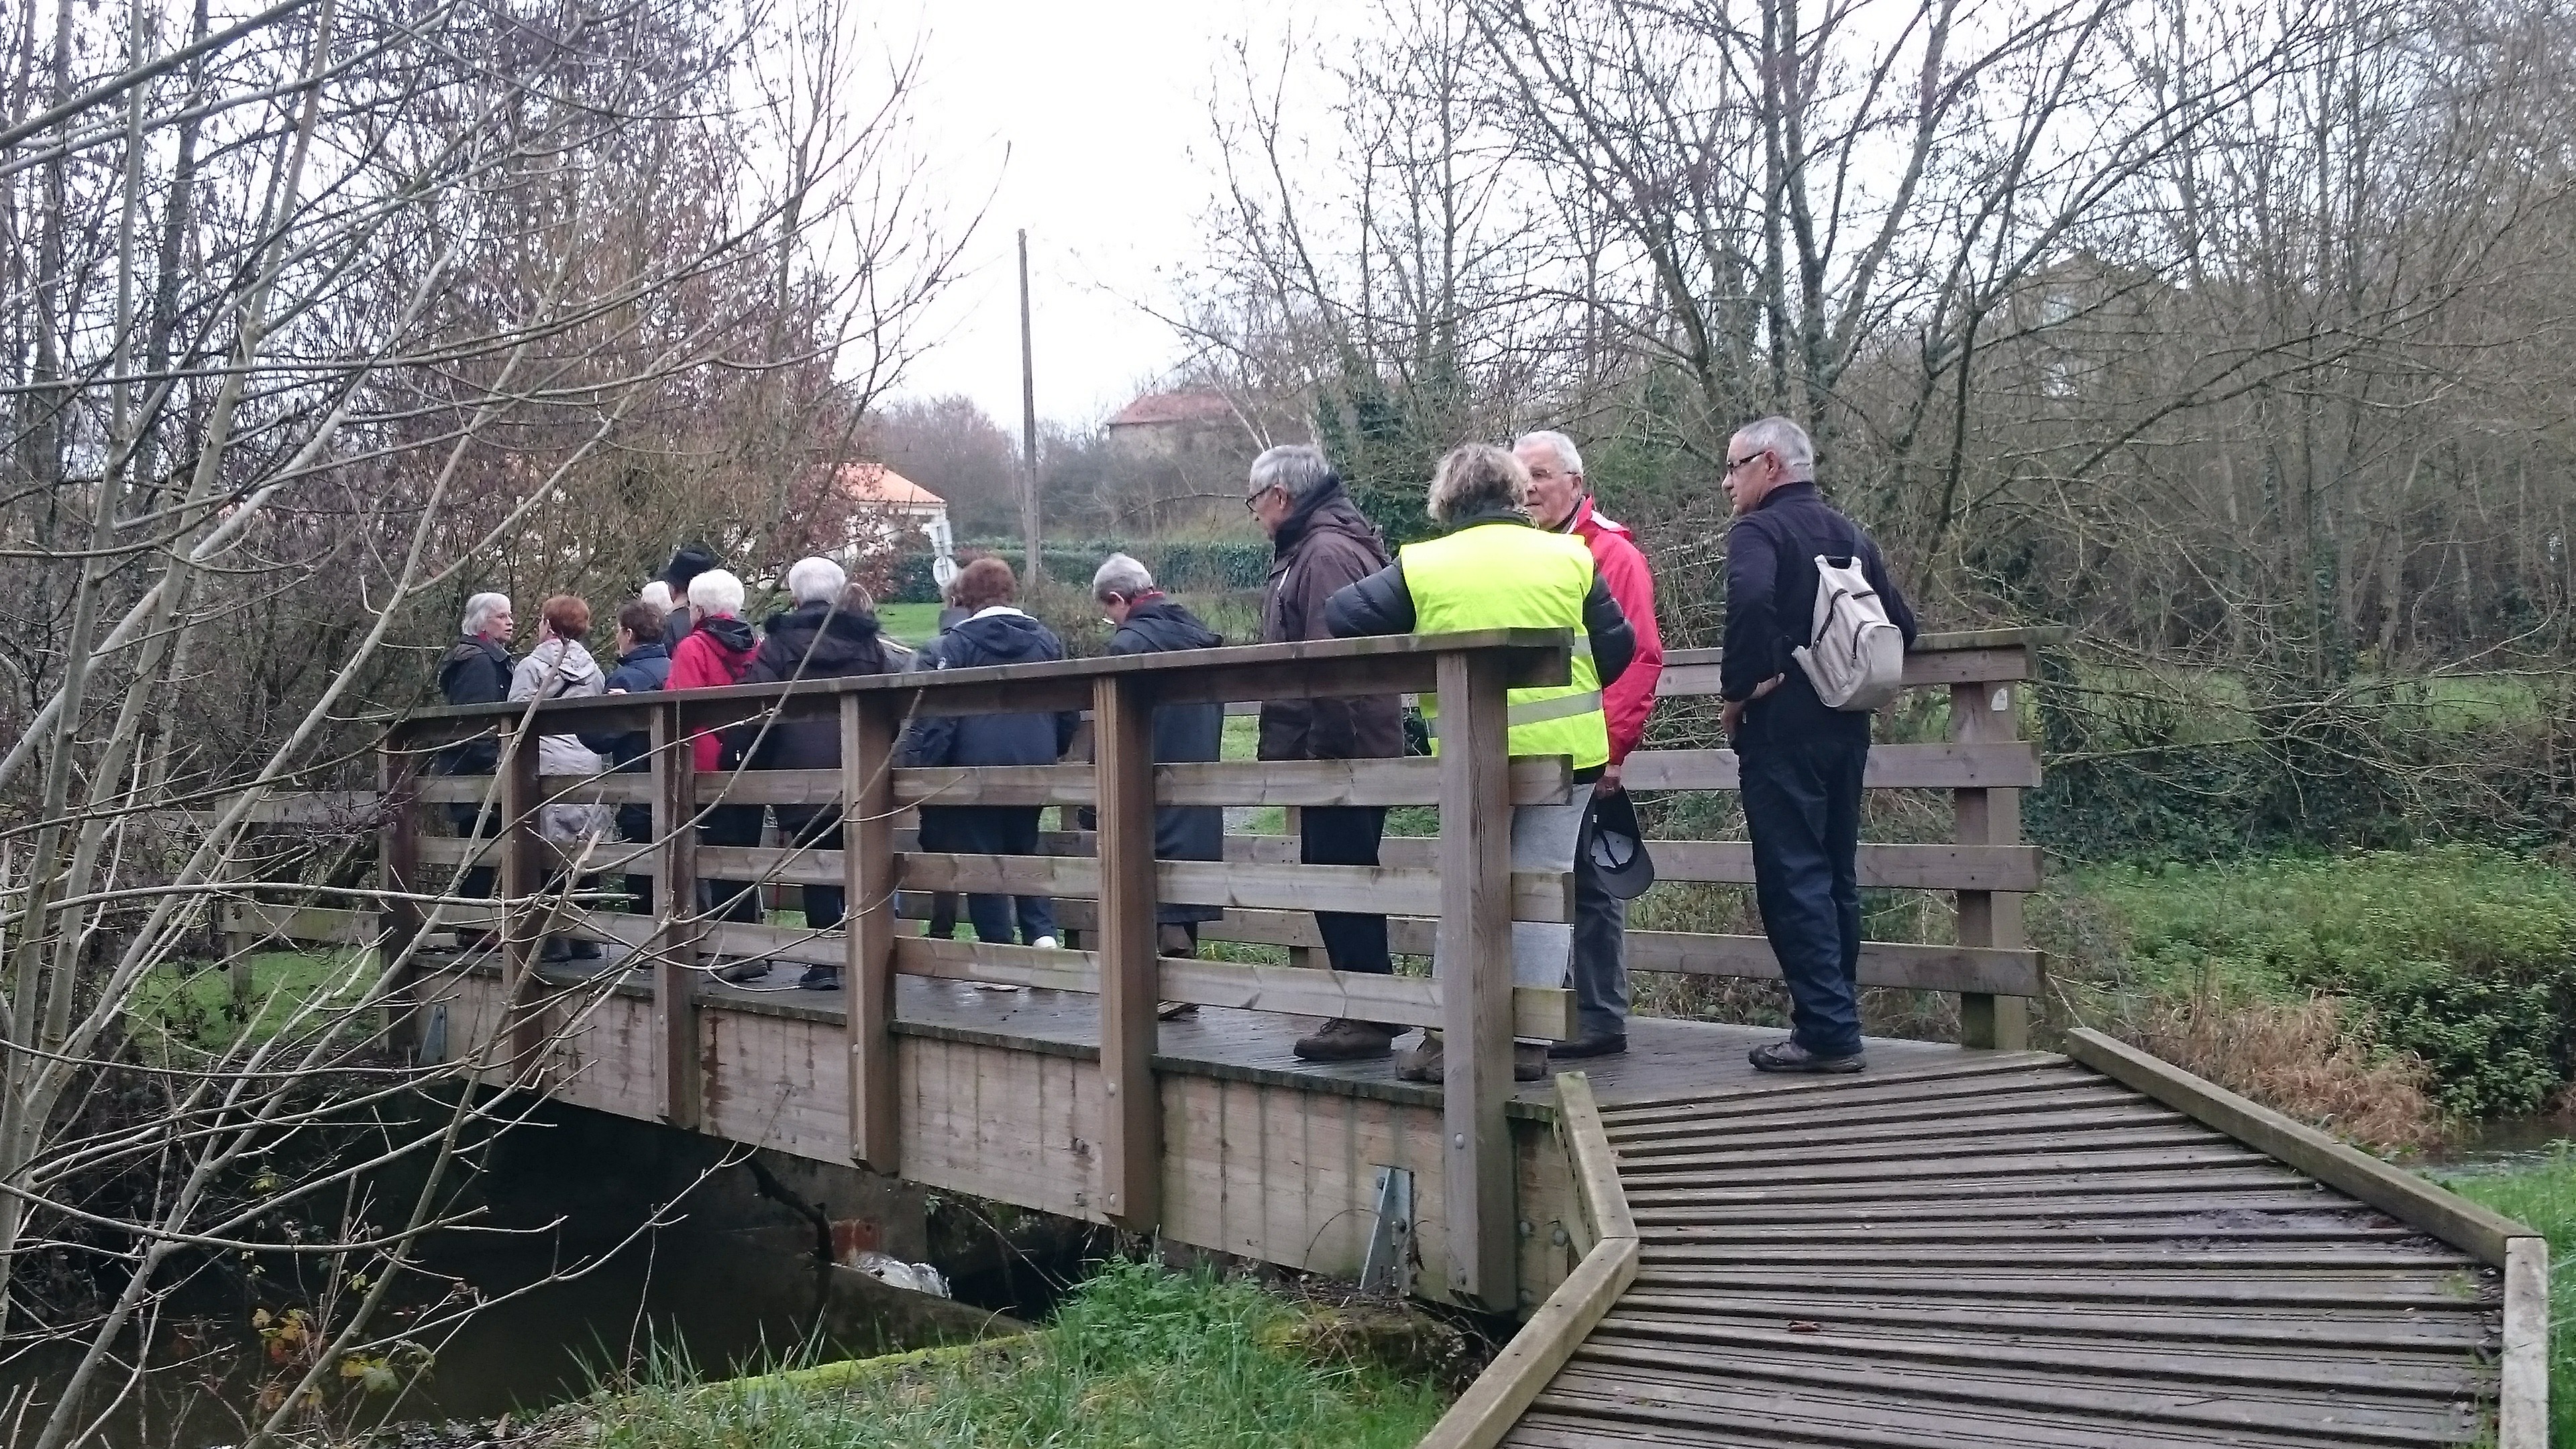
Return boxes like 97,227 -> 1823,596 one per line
437,592 -> 515,908
1092,553 -> 1225,990
1719,416 -> 1918,1074
900,557 -> 1081,951
734,560 -> 895,986
657,543 -> 719,649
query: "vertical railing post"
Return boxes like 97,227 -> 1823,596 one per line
1953,647 -> 2030,1051
500,719 -> 545,1069
1436,646 -> 1516,1308
650,700 -> 703,1126
1093,674 -> 1162,1228
845,692 -> 900,1170
378,730 -> 424,1053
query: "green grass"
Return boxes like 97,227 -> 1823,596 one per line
128,949 -> 373,1060
2438,1148 -> 2573,1444
586,1261 -> 1447,1448
876,601 -> 943,645
2070,847 -> 2576,1117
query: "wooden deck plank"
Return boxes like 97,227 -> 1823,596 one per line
1582,1316 -> 2491,1394
1570,1339 -> 2481,1440
1608,1291 -> 2498,1350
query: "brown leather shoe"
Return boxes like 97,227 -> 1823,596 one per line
1294,1018 -> 1399,1061
1398,1034 -> 1551,1082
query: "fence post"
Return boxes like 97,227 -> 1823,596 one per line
1093,674 -> 1163,1228
1953,649 -> 2029,1051
845,692 -> 900,1170
500,720 -> 546,1070
1436,647 -> 1517,1309
378,732 -> 424,1053
650,700 -> 703,1127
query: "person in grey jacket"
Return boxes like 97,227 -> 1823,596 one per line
506,595 -> 609,961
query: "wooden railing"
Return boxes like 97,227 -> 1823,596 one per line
222,625 -> 2051,1307
1635,626 -> 2053,1048
387,629 -> 1576,1306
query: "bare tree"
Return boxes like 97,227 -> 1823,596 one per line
0,0 -> 971,1436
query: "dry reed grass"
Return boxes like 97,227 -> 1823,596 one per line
2127,993 -> 2442,1153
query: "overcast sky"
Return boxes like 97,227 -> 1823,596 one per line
871,0 -> 1324,433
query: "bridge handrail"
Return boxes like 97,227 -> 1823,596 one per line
374,629 -> 1561,1307
1415,1071 -> 1638,1449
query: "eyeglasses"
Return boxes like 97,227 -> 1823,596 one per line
1244,486 -> 1277,514
1725,451 -> 1768,474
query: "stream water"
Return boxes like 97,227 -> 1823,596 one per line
0,1224 -> 947,1448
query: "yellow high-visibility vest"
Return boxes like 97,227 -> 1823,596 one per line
1402,521 -> 1609,769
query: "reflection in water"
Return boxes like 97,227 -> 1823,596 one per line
2,1228 -> 922,1448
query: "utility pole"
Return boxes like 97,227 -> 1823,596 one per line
1018,228 -> 1042,588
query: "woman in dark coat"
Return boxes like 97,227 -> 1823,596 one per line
899,557 -> 1080,954
733,561 -> 895,986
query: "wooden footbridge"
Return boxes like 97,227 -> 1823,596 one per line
217,627 -> 2547,1447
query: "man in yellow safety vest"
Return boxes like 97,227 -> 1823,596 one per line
1325,441 -> 1637,1081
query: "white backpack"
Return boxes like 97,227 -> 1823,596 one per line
1793,552 -> 1905,711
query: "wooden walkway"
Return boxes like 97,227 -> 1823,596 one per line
210,628 -> 2546,1445
1428,1044 -> 2550,1449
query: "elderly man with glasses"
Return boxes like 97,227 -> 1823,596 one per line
1719,416 -> 1917,1074
1244,445 -> 1410,1063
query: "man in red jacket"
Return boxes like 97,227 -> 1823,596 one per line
1517,431 -> 1664,1057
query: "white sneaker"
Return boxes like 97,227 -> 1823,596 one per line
1030,935 -> 1059,950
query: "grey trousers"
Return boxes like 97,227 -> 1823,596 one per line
1569,810 -> 1629,1038
1429,783 -> 1596,992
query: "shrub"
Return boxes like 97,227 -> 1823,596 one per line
2082,848 -> 2576,1118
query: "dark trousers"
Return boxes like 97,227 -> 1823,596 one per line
445,801 -> 500,902
1741,735 -> 1868,1058
1570,810 -> 1629,1038
698,802 -> 765,924
926,894 -> 959,940
614,802 -> 653,917
776,805 -> 845,930
947,806 -> 1055,945
1300,805 -> 1390,975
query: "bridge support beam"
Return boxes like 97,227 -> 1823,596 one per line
1093,675 -> 1162,1228
1437,649 -> 1517,1309
651,702 -> 703,1128
845,694 -> 900,1171
1953,675 -> 2029,1051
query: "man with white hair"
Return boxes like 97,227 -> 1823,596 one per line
1517,430 -> 1664,1059
436,592 -> 516,908
733,557 -> 896,988
1719,415 -> 1917,1073
1327,442 -> 1637,1082
1244,444 -> 1409,1062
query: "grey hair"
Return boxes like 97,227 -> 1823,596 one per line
461,592 -> 511,637
639,580 -> 674,612
1427,442 -> 1531,526
1734,415 -> 1815,478
786,555 -> 847,606
688,568 -> 745,616
1514,429 -> 1585,478
1248,443 -> 1336,503
1091,551 -> 1155,600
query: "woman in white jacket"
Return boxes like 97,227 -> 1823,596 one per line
508,595 -> 610,959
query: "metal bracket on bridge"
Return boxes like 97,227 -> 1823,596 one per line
1359,1166 -> 1415,1297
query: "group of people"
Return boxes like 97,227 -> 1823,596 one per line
435,411 -> 1914,1080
